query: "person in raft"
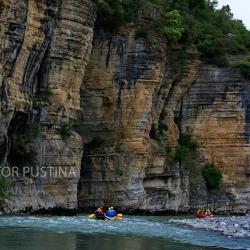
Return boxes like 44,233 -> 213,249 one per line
196,208 -> 206,218
105,207 -> 117,218
205,209 -> 213,217
95,207 -> 106,220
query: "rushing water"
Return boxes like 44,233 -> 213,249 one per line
0,216 -> 249,250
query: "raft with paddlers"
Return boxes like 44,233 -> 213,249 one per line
88,207 -> 123,220
88,213 -> 123,220
195,208 -> 213,219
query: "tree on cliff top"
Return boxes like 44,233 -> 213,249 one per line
97,0 -> 147,30
97,0 -> 250,57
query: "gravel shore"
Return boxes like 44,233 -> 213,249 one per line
170,215 -> 250,238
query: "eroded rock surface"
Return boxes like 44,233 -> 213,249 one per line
0,0 -> 96,213
181,65 -> 250,212
0,1 -> 249,214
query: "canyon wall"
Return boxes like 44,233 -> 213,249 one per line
77,5 -> 190,212
0,0 -> 96,213
181,65 -> 250,212
0,1 -> 249,213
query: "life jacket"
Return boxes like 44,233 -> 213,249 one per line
95,209 -> 105,219
106,209 -> 117,217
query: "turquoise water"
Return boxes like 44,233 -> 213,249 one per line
0,216 -> 249,250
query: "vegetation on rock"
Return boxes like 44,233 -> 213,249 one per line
189,178 -> 199,189
98,0 -> 250,59
97,0 -> 147,31
58,122 -> 73,138
0,172 -> 11,205
202,163 -> 223,189
232,60 -> 250,79
172,128 -> 199,169
151,122 -> 224,192
151,124 -> 199,169
140,9 -> 184,44
158,124 -> 168,137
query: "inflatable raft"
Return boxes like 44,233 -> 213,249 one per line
88,213 -> 123,220
196,214 -> 206,219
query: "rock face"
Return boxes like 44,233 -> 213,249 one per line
0,2 -> 249,213
0,0 -> 96,213
76,6 -> 191,212
181,65 -> 250,212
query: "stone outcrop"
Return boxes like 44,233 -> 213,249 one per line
0,0 -> 96,213
77,19 -> 172,210
77,17 -> 250,212
0,1 -> 249,214
181,65 -> 250,212
76,9 -> 201,211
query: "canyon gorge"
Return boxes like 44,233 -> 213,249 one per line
0,0 -> 249,214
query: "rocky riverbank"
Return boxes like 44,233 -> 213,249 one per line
170,216 -> 250,238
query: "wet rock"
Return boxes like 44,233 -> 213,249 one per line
170,215 -> 250,238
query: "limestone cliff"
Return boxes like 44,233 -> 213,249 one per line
0,0 -> 96,213
77,6 -> 190,212
0,1 -> 249,214
181,65 -> 250,212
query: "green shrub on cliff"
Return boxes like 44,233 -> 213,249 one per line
202,163 -> 223,190
232,60 -> 250,79
97,0 -> 147,30
158,124 -> 168,137
154,126 -> 199,169
137,9 -> 185,45
58,122 -> 73,138
149,123 -> 168,141
173,128 -> 199,168
190,178 -> 199,189
154,10 -> 184,42
179,128 -> 199,151
0,172 -> 11,205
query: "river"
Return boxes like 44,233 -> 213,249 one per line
0,215 -> 249,250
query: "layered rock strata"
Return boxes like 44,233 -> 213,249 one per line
0,0 -> 96,213
181,65 -> 250,212
77,9 -> 197,212
0,1 -> 249,214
